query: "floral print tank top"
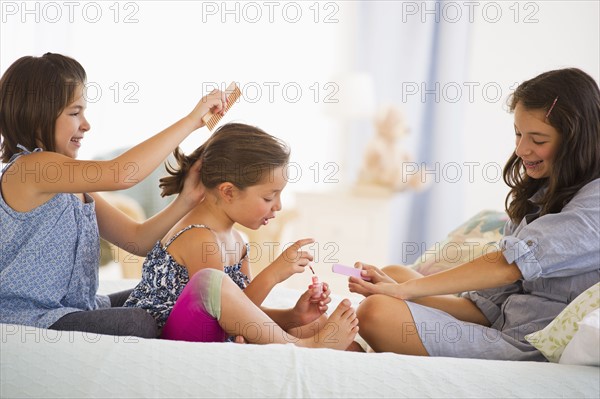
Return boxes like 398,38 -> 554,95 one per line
124,224 -> 250,328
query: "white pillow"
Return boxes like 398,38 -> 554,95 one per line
559,308 -> 600,367
410,210 -> 507,276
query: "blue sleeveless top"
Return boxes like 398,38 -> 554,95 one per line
124,224 -> 251,329
0,145 -> 110,328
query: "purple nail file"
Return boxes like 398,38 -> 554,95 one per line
331,263 -> 371,281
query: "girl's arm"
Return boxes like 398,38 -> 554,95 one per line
261,282 -> 331,332
239,239 -> 329,333
5,90 -> 226,197
243,269 -> 277,306
93,159 -> 204,256
242,238 -> 314,306
349,251 -> 523,300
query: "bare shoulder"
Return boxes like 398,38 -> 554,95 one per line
166,225 -> 223,271
2,151 -> 49,187
164,224 -> 217,249
1,153 -> 57,212
9,150 -> 68,171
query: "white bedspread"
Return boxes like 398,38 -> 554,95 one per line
1,281 -> 598,398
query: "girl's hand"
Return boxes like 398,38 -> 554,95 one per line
348,263 -> 404,299
179,158 -> 206,208
348,278 -> 404,299
293,282 -> 332,326
187,89 -> 228,129
354,262 -> 397,284
266,238 -> 315,283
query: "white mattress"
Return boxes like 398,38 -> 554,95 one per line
2,281 -> 598,398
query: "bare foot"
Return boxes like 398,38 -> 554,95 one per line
298,299 -> 359,351
233,335 -> 247,344
346,341 -> 365,352
284,313 -> 328,339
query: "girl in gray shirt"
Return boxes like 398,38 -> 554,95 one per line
349,68 -> 600,361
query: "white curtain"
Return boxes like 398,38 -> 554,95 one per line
354,1 -> 472,263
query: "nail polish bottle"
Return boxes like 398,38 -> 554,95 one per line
311,275 -> 323,298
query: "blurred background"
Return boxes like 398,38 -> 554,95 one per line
2,1 -> 598,285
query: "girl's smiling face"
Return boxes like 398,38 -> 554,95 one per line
513,102 -> 561,179
54,84 -> 90,158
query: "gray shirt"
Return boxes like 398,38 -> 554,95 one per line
465,178 -> 600,343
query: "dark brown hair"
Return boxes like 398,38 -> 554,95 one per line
160,123 -> 290,196
0,53 -> 87,163
503,68 -> 600,223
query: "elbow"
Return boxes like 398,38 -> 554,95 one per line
131,243 -> 150,257
497,251 -> 523,284
128,225 -> 151,256
504,263 -> 523,284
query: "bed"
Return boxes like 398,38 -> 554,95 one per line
1,279 -> 599,399
3,210 -> 599,398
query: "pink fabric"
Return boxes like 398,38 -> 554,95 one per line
161,272 -> 227,342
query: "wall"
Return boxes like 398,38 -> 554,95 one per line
464,0 -> 599,214
1,1 -> 598,264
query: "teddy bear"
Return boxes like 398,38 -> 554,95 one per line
357,105 -> 427,191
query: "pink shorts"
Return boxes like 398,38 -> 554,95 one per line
161,268 -> 228,342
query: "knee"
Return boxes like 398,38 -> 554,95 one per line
357,295 -> 407,328
358,295 -> 390,323
124,308 -> 159,339
381,265 -> 400,274
189,268 -> 243,296
381,264 -> 412,275
184,268 -> 230,319
381,264 -> 420,282
187,269 -> 229,295
189,268 -> 225,285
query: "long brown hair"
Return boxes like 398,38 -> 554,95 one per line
503,68 -> 600,223
0,53 -> 86,163
160,123 -> 290,196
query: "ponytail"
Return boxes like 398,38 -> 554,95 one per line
159,144 -> 205,197
159,123 -> 290,197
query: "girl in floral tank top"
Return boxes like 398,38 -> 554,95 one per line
125,123 -> 359,350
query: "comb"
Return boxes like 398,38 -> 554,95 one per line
201,82 -> 241,131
